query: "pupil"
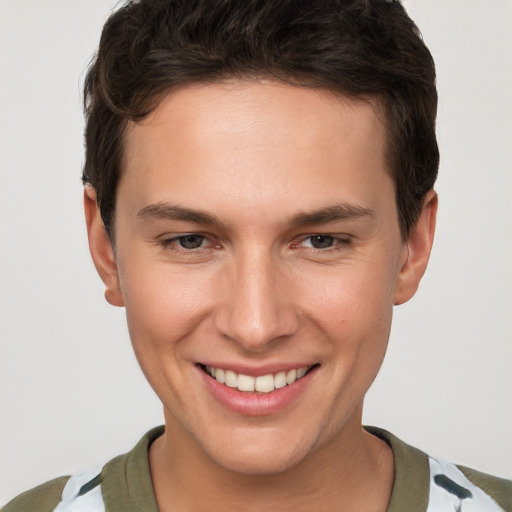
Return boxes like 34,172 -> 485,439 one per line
311,235 -> 334,249
180,235 -> 203,249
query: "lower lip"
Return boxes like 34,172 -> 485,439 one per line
199,366 -> 317,416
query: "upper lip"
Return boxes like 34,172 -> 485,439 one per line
198,362 -> 318,377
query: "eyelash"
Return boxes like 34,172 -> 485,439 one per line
158,234 -> 351,254
159,234 -> 212,251
293,234 -> 351,251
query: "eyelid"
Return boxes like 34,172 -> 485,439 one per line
291,234 -> 352,250
159,233 -> 209,249
157,232 -> 351,252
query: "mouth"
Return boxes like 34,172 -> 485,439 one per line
200,364 -> 318,394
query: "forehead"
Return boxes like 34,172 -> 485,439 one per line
124,80 -> 385,163
119,80 -> 393,224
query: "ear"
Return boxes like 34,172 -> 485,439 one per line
394,189 -> 438,305
84,185 -> 125,307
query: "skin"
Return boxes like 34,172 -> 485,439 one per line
85,80 -> 437,511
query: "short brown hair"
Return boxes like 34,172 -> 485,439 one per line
83,0 -> 438,239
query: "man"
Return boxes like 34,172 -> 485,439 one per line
3,0 -> 511,511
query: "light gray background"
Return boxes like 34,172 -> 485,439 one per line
1,0 -> 511,504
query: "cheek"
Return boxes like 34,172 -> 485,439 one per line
118,265 -> 217,416
296,257 -> 399,399
300,263 -> 397,336
119,263 -> 215,357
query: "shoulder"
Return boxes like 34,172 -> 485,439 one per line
2,476 -> 69,512
428,454 -> 511,512
365,426 -> 512,512
3,467 -> 104,512
455,463 -> 512,512
2,427 -> 164,512
2,468 -> 105,512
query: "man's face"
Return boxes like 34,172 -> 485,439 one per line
99,80 -> 418,473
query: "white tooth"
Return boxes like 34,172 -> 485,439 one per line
237,374 -> 255,392
210,367 -> 217,378
225,370 -> 238,388
296,367 -> 307,379
215,368 -> 225,384
205,365 -> 211,374
286,369 -> 297,385
255,374 -> 275,393
274,371 -> 287,389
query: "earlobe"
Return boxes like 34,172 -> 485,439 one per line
84,185 -> 125,307
394,189 -> 438,305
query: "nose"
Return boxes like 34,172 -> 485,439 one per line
214,250 -> 300,351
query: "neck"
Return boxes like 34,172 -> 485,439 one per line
149,407 -> 394,512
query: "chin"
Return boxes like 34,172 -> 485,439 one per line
215,449 -> 307,476
202,429 -> 314,476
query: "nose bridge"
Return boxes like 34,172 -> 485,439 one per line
216,245 -> 298,350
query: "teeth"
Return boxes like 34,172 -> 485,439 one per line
225,370 -> 238,388
206,365 -> 312,393
237,374 -> 255,392
255,374 -> 274,393
286,369 -> 297,384
215,368 -> 225,384
274,371 -> 287,389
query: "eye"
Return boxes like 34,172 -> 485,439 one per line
292,234 -> 351,252
160,234 -> 208,250
175,234 -> 206,249
307,235 -> 335,249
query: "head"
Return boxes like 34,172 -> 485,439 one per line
83,0 -> 438,475
83,0 -> 438,241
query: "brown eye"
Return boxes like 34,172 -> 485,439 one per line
309,235 -> 334,249
178,235 -> 205,249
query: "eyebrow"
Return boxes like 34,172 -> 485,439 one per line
290,204 -> 375,226
137,203 -> 221,225
136,202 -> 375,227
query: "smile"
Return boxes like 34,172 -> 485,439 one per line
203,365 -> 313,393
